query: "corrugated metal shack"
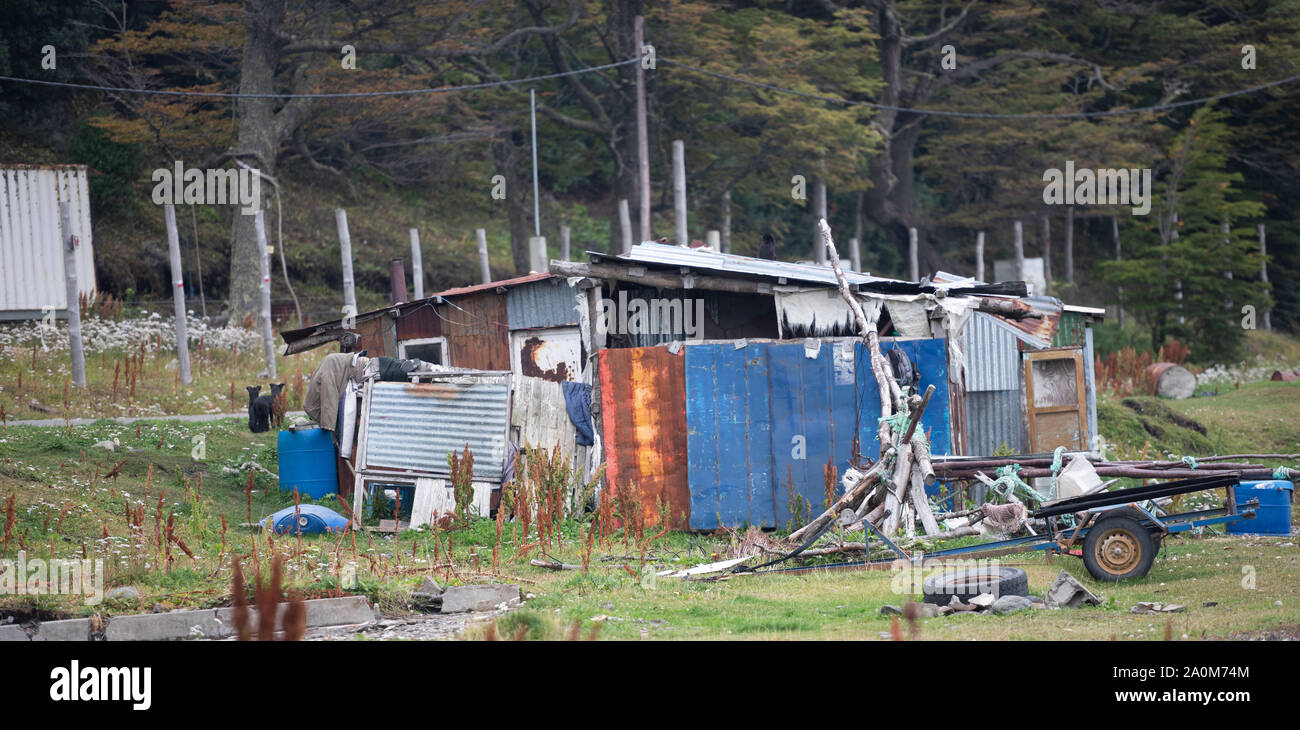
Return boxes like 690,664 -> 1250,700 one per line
0,165 -> 97,319
554,244 -> 1104,531
282,242 -> 1103,532
281,272 -> 595,506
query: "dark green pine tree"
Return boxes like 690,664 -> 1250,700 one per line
1103,106 -> 1268,362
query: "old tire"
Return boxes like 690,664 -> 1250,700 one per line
1083,515 -> 1156,581
922,566 -> 1029,605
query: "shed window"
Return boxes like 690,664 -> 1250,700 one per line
398,337 -> 446,365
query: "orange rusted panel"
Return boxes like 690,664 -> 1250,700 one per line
599,347 -> 690,530
443,291 -> 510,370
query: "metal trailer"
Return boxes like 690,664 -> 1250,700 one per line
761,473 -> 1259,582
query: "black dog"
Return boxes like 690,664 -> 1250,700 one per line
247,385 -> 272,433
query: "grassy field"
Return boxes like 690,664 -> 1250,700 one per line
1,411 -> 1296,640
1,324 -> 1297,640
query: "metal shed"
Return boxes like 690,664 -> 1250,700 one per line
0,165 -> 96,319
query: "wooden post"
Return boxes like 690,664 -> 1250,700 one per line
634,15 -> 651,242
618,198 -> 633,254
975,230 -> 985,282
335,208 -> 356,314
409,228 -> 424,299
560,225 -> 571,262
59,202 -> 86,388
388,258 -> 407,304
1040,213 -> 1052,284
254,210 -> 277,378
1064,206 -> 1074,283
476,228 -> 491,283
1260,223 -> 1271,331
1112,216 -> 1124,327
721,189 -> 732,254
672,139 -> 687,246
706,230 -> 720,249
164,204 -> 192,385
908,226 -> 919,281
813,178 -> 827,264
189,205 -> 206,318
1014,220 -> 1025,284
849,237 -> 861,273
529,235 -> 548,273
1172,212 -> 1184,324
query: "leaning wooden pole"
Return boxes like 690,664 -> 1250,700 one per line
59,202 -> 86,388
164,204 -> 192,385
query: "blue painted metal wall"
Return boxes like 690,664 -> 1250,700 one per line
683,337 -> 950,530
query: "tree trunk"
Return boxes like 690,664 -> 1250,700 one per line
227,0 -> 286,325
860,6 -> 942,276
492,134 -> 534,275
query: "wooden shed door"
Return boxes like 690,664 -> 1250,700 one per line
1024,348 -> 1088,452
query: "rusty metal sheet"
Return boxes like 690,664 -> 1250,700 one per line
511,327 -> 581,383
598,346 -> 690,530
443,290 -> 510,370
396,302 -> 441,341
361,375 -> 511,481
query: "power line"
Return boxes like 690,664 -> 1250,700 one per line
659,58 -> 1300,119
1,54 -> 1295,118
0,58 -> 640,99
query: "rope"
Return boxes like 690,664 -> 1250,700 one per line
1181,456 -> 1199,470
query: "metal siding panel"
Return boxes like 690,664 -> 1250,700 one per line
1085,326 -> 1097,449
744,344 -> 775,527
0,166 -> 95,314
685,345 -> 720,528
715,345 -> 756,526
597,347 -> 690,529
444,292 -> 510,370
855,342 -> 883,460
828,340 -> 859,483
799,344 -> 835,516
965,390 -> 1024,455
768,343 -> 806,527
898,338 -> 951,455
965,312 -> 1020,392
506,278 -> 580,330
362,377 -> 510,481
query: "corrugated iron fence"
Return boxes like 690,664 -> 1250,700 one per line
602,337 -> 952,531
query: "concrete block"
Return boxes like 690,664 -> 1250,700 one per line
440,584 -> 520,613
105,609 -> 220,641
34,618 -> 91,641
214,595 -> 375,636
0,624 -> 31,641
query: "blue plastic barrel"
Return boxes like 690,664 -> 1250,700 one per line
277,427 -> 338,499
262,504 -> 350,535
1228,480 -> 1294,536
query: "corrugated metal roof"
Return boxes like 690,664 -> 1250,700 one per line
361,375 -> 511,481
598,242 -> 888,288
506,277 -> 580,330
965,312 -> 1023,392
430,272 -> 552,299
0,165 -> 95,314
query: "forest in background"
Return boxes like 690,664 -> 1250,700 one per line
1,0 -> 1298,363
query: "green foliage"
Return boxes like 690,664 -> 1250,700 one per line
69,122 -> 142,213
1099,107 -> 1268,363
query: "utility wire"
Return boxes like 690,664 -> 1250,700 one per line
1,55 -> 1295,118
0,58 -> 640,99
660,59 -> 1300,119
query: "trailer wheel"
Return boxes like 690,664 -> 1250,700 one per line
1083,515 -> 1155,581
